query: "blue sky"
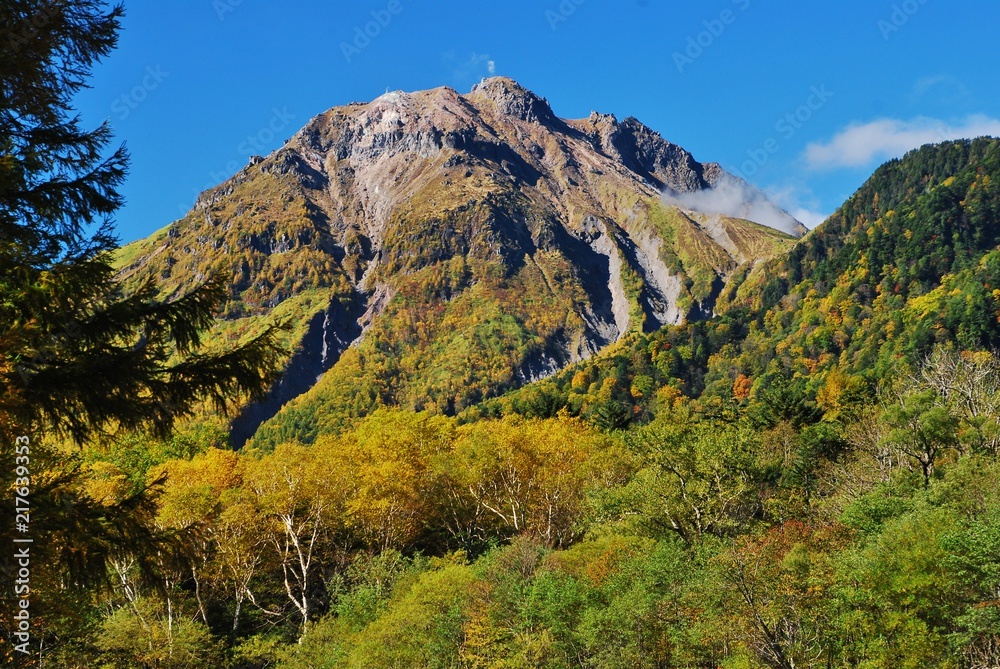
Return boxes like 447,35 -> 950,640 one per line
75,0 -> 1000,242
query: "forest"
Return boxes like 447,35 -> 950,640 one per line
33,346 -> 1000,669
4,3 -> 1000,669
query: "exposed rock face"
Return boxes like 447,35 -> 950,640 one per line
470,77 -> 557,125
121,77 -> 802,443
581,113 -> 709,193
228,295 -> 364,447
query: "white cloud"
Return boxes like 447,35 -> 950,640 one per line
788,208 -> 827,229
765,184 -> 828,230
447,51 -> 495,84
910,75 -> 972,106
663,177 -> 805,236
804,115 -> 1000,170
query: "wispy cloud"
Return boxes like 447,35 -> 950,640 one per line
910,75 -> 972,106
445,51 -> 496,85
804,115 -> 1000,170
787,208 -> 827,229
663,177 -> 804,236
765,183 -> 828,230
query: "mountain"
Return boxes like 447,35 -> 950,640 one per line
110,139 -> 1000,668
480,137 -> 1000,428
118,77 -> 802,445
713,136 -> 1000,394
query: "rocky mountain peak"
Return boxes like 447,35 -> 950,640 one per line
467,76 -> 556,125
123,78 -> 806,444
270,78 -> 803,237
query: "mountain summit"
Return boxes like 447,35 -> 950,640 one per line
120,77 -> 802,444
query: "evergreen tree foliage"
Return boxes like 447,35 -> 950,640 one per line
0,2 -> 282,660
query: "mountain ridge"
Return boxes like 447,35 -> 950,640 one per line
118,77 -> 803,445
472,137 -> 1000,431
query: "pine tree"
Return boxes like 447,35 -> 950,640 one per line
0,0 -> 281,444
0,2 -> 282,658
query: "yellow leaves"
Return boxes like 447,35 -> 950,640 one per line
84,461 -> 131,506
451,414 -> 618,546
597,377 -> 619,403
885,318 -> 897,338
326,410 -> 452,549
800,357 -> 819,374
816,368 -> 864,420
243,442 -> 338,524
904,229 -> 913,241
961,349 -> 996,367
148,408 -> 618,561
571,370 -> 591,392
733,374 -> 752,401
154,447 -> 245,529
907,290 -> 946,321
656,385 -> 685,410
460,584 -> 511,667
706,352 -> 726,369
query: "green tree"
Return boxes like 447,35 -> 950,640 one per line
0,1 -> 281,658
882,388 -> 959,486
0,1 -> 281,443
95,595 -> 224,669
627,415 -> 763,543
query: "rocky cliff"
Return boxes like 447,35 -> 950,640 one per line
118,77 -> 802,445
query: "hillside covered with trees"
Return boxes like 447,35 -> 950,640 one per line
5,3 -> 1000,669
29,134 -> 1000,669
